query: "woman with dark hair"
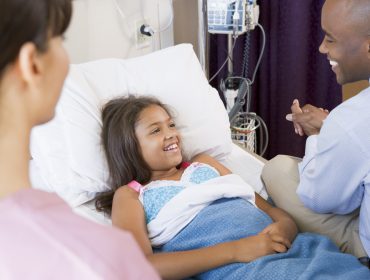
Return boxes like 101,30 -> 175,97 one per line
97,95 -> 370,279
0,0 -> 158,278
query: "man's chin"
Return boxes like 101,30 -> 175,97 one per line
334,73 -> 346,85
336,78 -> 344,85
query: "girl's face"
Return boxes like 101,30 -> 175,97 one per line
135,105 -> 182,172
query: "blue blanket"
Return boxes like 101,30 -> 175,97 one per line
159,198 -> 370,279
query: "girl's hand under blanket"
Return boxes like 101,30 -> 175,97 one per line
260,218 -> 298,249
230,233 -> 289,263
254,193 -> 298,250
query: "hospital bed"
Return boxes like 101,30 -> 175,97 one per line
29,43 -> 267,224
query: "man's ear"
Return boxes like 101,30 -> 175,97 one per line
18,43 -> 43,87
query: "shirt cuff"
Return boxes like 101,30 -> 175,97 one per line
298,135 -> 318,175
304,135 -> 318,157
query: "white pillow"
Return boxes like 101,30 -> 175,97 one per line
30,44 -> 232,207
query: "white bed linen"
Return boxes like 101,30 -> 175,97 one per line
147,174 -> 256,246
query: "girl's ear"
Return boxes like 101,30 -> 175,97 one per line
18,42 -> 43,88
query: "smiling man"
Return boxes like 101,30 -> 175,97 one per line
261,0 -> 370,267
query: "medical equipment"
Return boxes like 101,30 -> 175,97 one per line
201,0 -> 268,155
222,75 -> 267,155
230,112 -> 268,156
227,22 -> 268,155
207,0 -> 259,83
207,0 -> 246,34
207,0 -> 259,35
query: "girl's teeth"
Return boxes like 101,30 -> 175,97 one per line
165,144 -> 177,151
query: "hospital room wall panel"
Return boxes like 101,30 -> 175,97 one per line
173,0 -> 199,56
64,0 -> 174,63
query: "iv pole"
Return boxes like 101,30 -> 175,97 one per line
227,34 -> 233,75
199,0 -> 268,156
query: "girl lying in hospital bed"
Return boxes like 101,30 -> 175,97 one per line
95,95 -> 370,280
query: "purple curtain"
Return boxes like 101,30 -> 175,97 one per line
209,0 -> 341,159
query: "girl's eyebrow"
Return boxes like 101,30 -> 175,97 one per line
146,122 -> 161,128
146,117 -> 172,129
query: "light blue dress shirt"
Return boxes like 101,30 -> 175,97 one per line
297,80 -> 370,257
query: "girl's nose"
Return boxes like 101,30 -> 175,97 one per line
164,130 -> 176,140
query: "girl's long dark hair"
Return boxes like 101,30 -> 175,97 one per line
0,0 -> 72,77
95,95 -> 173,215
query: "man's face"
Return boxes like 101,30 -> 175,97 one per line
319,0 -> 370,85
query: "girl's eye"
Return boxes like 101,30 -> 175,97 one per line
151,128 -> 160,134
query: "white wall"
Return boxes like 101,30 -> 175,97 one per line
64,0 -> 174,63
